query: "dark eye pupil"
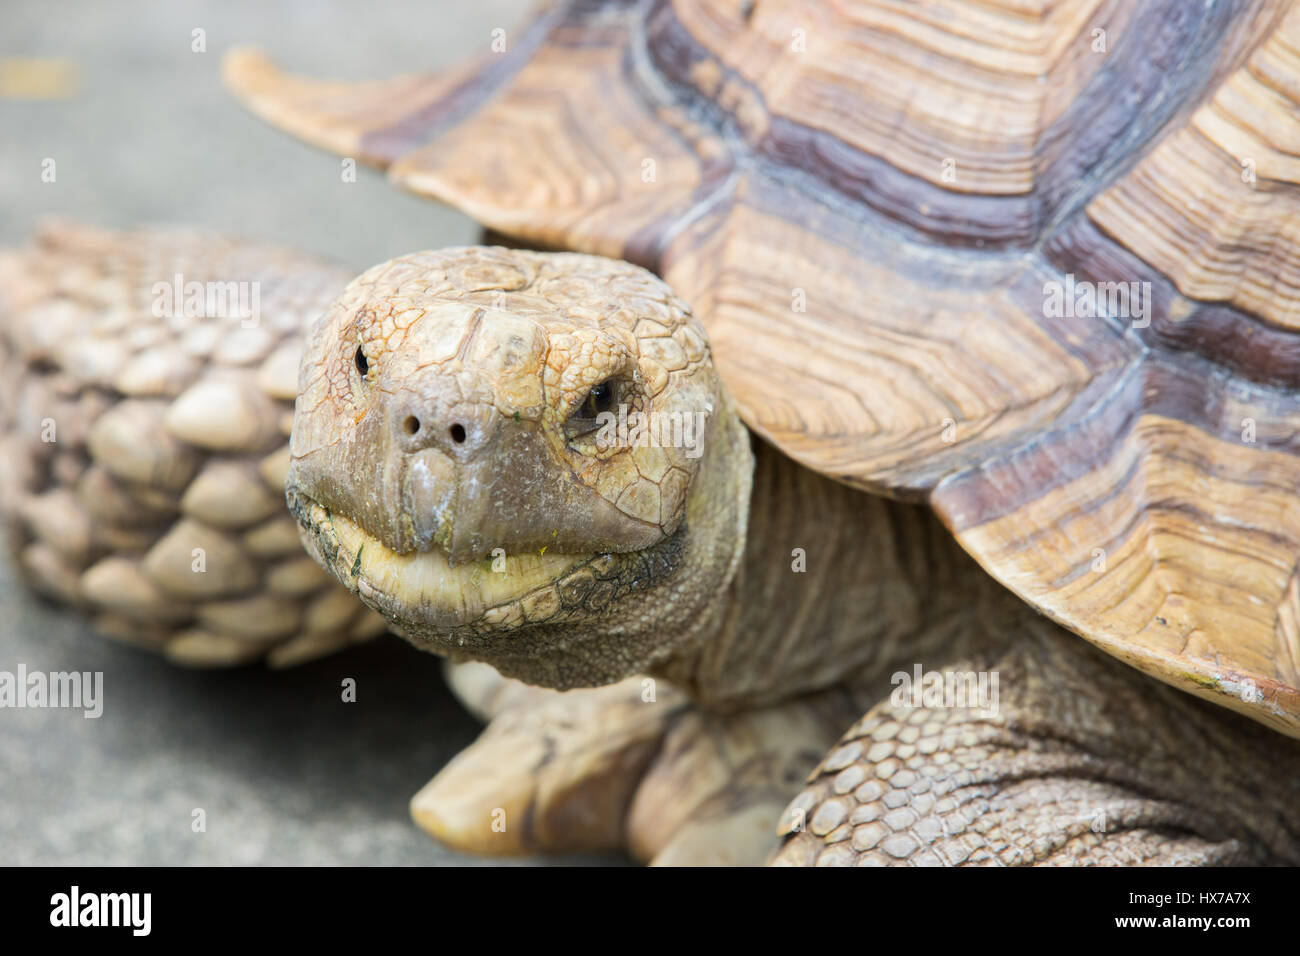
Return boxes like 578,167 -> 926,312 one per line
585,382 -> 615,415
573,381 -> 619,425
355,346 -> 369,376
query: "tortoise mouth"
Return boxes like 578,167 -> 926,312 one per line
288,489 -> 603,630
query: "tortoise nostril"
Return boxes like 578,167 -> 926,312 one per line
403,416 -> 421,436
449,423 -> 467,444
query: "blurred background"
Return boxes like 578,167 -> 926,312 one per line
0,0 -> 616,865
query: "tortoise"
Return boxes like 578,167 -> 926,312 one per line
4,0 -> 1300,866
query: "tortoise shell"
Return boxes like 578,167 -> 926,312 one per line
226,0 -> 1300,735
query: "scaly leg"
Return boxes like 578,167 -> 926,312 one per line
774,613 -> 1300,866
414,662 -> 856,864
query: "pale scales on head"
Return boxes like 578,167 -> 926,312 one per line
285,244 -> 751,690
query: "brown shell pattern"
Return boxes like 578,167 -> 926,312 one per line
225,0 -> 1300,733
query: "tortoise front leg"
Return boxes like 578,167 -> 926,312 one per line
414,662 -> 855,864
411,665 -> 681,858
773,616 -> 1300,866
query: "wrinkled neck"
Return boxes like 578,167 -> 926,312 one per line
654,437 -> 1008,710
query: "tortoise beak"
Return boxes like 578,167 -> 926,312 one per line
288,386 -> 660,566
400,417 -> 661,566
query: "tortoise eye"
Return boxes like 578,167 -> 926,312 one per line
580,380 -> 617,418
566,380 -> 620,441
355,346 -> 369,377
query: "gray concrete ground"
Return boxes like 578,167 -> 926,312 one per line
0,0 -> 620,865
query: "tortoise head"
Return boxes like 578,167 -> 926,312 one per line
287,247 -> 753,686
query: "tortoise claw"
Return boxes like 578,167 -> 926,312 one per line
417,664 -> 854,863
411,674 -> 683,856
